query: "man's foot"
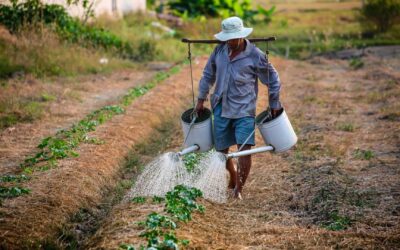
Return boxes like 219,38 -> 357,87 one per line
233,187 -> 243,200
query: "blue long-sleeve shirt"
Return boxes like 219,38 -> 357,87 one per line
198,39 -> 281,119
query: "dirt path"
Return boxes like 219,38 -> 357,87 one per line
87,54 -> 400,249
0,69 -> 155,174
0,58 -> 205,248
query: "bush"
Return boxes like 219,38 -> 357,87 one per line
361,0 -> 400,32
158,0 -> 274,23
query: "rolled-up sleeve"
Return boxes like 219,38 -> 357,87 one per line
255,51 -> 281,109
198,48 -> 217,100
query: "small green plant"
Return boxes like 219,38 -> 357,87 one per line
323,212 -> 352,231
41,93 -> 57,102
152,196 -> 165,203
119,243 -> 135,250
132,185 -> 203,249
349,58 -> 364,70
0,174 -> 30,183
0,186 -> 31,198
354,148 -> 375,160
131,196 -> 146,204
337,122 -> 355,132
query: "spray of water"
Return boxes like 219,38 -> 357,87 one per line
127,152 -> 190,198
192,152 -> 228,203
128,151 -> 229,203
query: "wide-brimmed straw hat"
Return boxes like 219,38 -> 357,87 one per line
214,16 -> 253,41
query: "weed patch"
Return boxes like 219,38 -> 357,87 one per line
354,148 -> 374,160
349,58 -> 364,70
337,122 -> 355,132
289,164 -> 377,231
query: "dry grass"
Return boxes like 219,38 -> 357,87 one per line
0,57 -> 205,248
0,26 -> 134,78
84,54 -> 399,249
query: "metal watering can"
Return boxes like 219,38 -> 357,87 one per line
178,107 -> 298,159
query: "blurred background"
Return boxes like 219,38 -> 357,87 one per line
0,0 -> 399,129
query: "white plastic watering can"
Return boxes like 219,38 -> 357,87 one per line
178,107 -> 297,159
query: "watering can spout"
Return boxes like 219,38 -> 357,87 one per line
225,146 -> 274,159
177,144 -> 200,156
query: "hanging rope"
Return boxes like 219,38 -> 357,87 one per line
266,41 -> 270,111
237,41 -> 271,152
188,43 -> 195,108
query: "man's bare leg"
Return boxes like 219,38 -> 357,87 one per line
219,148 -> 236,189
235,144 -> 252,196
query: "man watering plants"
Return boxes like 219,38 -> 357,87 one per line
195,16 -> 282,199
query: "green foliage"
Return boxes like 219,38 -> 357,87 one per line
354,149 -> 375,160
337,122 -> 355,132
160,0 -> 274,23
131,196 -> 147,204
119,244 -> 135,250
323,212 -> 352,231
165,185 -> 204,222
134,185 -> 203,249
182,152 -> 207,172
152,196 -> 165,203
0,186 -> 30,198
361,0 -> 400,32
0,174 -> 29,183
349,58 -> 364,70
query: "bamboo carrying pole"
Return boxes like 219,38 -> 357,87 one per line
182,37 -> 276,44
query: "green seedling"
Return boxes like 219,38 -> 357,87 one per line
119,244 -> 135,250
337,122 -> 355,132
349,58 -> 364,70
152,196 -> 165,203
0,186 -> 31,198
131,196 -> 146,204
136,185 -> 202,249
323,212 -> 352,231
0,174 -> 29,183
354,149 -> 374,160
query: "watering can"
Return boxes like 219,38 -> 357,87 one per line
178,107 -> 297,159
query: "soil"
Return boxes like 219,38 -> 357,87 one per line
1,48 -> 399,249
87,53 -> 400,249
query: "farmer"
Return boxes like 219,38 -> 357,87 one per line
195,16 -> 282,199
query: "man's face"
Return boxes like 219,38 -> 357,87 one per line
227,38 -> 243,50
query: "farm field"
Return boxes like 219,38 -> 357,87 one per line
1,49 -> 399,248
0,0 -> 399,249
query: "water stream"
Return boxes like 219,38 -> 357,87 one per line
128,151 -> 228,203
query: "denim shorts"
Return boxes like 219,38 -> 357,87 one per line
213,102 -> 255,151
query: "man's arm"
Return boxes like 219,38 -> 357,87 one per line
196,48 -> 217,112
255,49 -> 282,117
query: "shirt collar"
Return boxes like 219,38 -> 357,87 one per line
224,39 -> 254,62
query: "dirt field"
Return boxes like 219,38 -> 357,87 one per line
0,48 -> 399,249
87,51 -> 399,249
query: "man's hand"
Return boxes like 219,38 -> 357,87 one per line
195,99 -> 205,115
271,108 -> 282,118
